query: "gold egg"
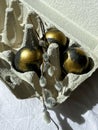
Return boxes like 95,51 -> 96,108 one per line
63,47 -> 89,74
45,28 -> 69,48
13,47 -> 43,73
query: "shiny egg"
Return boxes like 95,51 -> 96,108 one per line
63,47 -> 89,74
13,47 -> 43,73
45,28 -> 69,49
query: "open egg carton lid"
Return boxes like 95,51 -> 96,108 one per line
0,0 -> 98,108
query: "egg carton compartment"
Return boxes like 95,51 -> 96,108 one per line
0,0 -> 98,109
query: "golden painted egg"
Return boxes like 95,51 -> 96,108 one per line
63,47 -> 89,74
13,47 -> 43,74
45,28 -> 69,49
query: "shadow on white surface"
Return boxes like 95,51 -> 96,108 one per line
53,69 -> 98,130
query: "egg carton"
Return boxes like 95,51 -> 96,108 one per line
0,0 -> 98,109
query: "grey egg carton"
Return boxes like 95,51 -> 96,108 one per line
0,0 -> 98,108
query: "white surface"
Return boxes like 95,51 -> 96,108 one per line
0,69 -> 98,130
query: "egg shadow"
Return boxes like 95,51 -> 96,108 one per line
53,69 -> 98,130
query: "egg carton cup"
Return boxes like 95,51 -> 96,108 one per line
0,0 -> 98,108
